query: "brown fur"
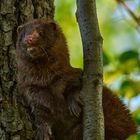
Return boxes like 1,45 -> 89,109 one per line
16,19 -> 136,140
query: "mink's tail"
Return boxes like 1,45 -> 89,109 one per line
103,87 -> 137,140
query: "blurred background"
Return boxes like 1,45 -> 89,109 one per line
55,0 -> 140,139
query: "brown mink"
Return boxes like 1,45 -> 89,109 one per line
16,18 -> 136,140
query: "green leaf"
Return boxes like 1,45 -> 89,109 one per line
119,50 -> 138,63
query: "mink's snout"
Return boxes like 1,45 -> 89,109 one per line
25,35 -> 33,45
24,31 -> 40,47
24,35 -> 37,46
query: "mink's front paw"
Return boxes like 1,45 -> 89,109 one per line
35,123 -> 54,140
67,93 -> 83,117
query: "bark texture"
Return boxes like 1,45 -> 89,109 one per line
0,0 -> 54,139
76,0 -> 104,139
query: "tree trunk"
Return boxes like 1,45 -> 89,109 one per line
76,0 -> 104,140
0,0 -> 54,139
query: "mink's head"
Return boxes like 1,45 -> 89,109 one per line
16,19 -> 58,59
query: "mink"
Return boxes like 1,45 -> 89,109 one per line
16,18 -> 136,140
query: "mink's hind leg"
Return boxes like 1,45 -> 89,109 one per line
35,122 -> 55,140
31,106 -> 55,140
69,124 -> 83,140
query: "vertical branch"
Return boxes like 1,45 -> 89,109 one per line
76,0 -> 104,140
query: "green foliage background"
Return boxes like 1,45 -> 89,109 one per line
55,0 -> 140,139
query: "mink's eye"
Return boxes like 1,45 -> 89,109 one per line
38,30 -> 45,36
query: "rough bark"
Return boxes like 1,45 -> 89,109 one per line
76,0 -> 104,140
0,0 -> 54,139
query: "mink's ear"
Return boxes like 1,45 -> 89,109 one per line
17,25 -> 24,34
49,22 -> 57,31
44,16 -> 57,31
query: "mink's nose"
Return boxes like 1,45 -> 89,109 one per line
27,37 -> 33,44
24,35 -> 34,46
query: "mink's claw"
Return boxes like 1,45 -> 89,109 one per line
67,93 -> 83,117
